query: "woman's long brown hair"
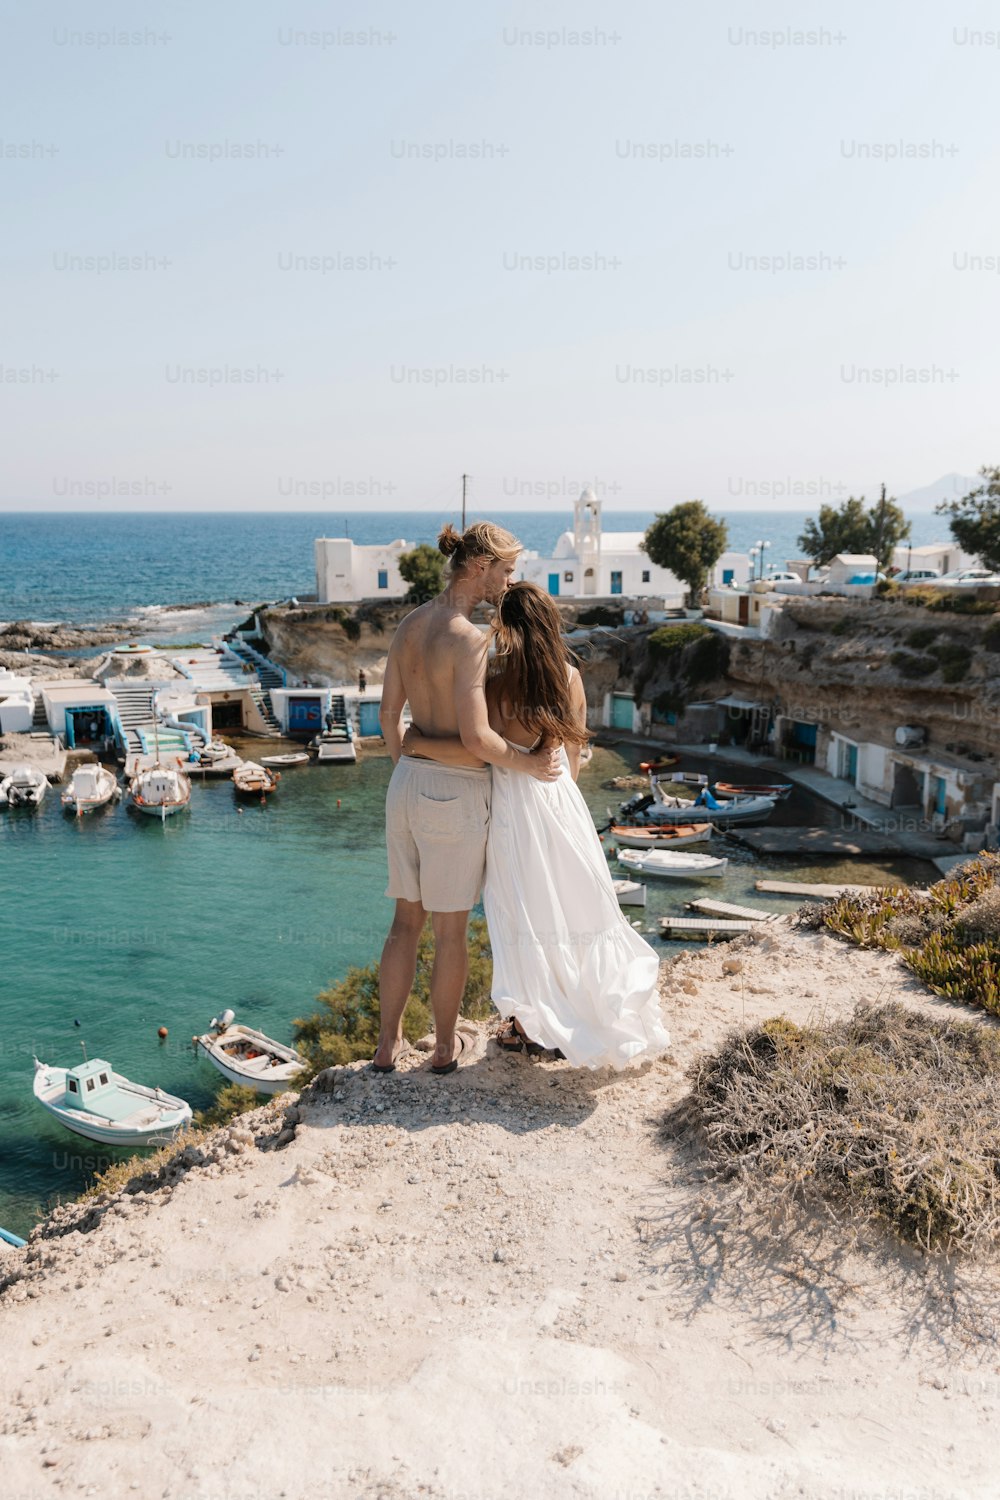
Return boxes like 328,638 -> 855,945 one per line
488,582 -> 591,748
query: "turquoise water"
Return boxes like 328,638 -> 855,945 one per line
0,737 -> 937,1239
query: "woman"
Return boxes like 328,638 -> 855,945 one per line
402,581 -> 670,1070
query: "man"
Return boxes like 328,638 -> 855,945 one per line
374,521 -> 561,1075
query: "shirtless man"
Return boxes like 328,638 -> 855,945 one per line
373,521 -> 562,1075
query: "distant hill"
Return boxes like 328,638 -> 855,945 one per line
894,472 -> 981,512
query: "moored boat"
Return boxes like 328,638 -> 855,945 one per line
259,752 -> 310,768
61,763 -> 121,816
613,878 -> 647,908
640,782 -> 776,826
609,822 -> 713,850
193,1010 -> 305,1094
33,1056 -> 192,1147
129,763 -> 192,820
616,848 -> 728,880
233,761 -> 280,797
1,764 -> 49,807
638,755 -> 679,773
713,780 -> 793,801
1,1224 -> 27,1249
310,727 -> 358,763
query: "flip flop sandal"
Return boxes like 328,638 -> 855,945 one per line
431,1032 -> 467,1076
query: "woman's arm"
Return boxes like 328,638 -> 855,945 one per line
565,667 -> 589,781
401,724 -> 472,765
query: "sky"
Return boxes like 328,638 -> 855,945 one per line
2,0 -> 999,513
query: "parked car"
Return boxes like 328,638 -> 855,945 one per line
894,567 -> 941,584
765,571 -> 803,585
935,568 -> 1000,588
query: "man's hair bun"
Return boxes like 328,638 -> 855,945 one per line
438,524 -> 462,558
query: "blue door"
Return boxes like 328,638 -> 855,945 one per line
610,571 -> 623,595
846,743 -> 858,782
548,573 -> 560,596
358,700 -> 382,737
611,694 -> 633,730
934,776 -> 947,816
289,697 -> 323,733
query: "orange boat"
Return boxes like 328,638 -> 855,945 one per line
638,755 -> 680,774
609,822 -> 713,850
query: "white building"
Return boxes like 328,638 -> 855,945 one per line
890,540 -> 975,575
518,488 -> 746,601
0,669 -> 35,734
315,536 -> 411,604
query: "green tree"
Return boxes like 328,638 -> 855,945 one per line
398,543 -> 446,603
641,501 -> 728,606
937,467 -> 1000,571
291,917 -> 495,1075
797,491 -> 910,569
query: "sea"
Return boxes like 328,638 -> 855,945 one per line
0,508 -> 948,636
0,508 -> 945,1239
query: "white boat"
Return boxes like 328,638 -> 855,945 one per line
259,752 -> 310,768
61,763 -> 121,816
193,1010 -> 305,1094
311,727 -> 357,763
617,848 -> 728,880
0,764 -> 49,807
33,1056 -> 192,1147
609,822 -> 713,849
233,761 -> 280,797
129,763 -> 192,820
640,783 -> 776,826
613,878 -> 647,908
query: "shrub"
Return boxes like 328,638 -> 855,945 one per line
929,641 -> 972,683
889,650 -> 937,679
578,605 -> 624,627
648,622 -> 712,658
676,1001 -> 1000,1253
292,917 -> 495,1075
906,626 -> 938,649
829,616 -> 856,636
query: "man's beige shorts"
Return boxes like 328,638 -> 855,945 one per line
385,757 -> 491,913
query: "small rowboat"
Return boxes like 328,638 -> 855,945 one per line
714,780 -> 793,801
259,752 -> 310,768
644,787 -> 776,826
33,1056 -> 192,1147
609,823 -> 712,849
617,848 -> 728,880
193,1010 -> 305,1094
613,878 -> 647,908
61,763 -> 121,816
638,755 -> 679,773
233,762 -> 280,797
1,765 -> 49,807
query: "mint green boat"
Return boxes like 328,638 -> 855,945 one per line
33,1056 -> 192,1147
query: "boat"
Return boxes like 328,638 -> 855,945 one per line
310,726 -> 357,763
714,780 -> 793,801
617,848 -> 728,880
633,783 -> 776,826
613,879 -> 647,908
193,1010 -> 305,1094
656,771 -> 709,788
233,761 -> 280,797
0,764 -> 49,807
0,1225 -> 26,1249
33,1056 -> 192,1147
608,822 -> 712,849
61,763 -> 121,816
638,755 -> 679,773
259,752 -> 310,768
129,763 -> 192,820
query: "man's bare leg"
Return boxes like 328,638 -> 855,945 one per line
374,898 -> 426,1069
428,909 -> 471,1070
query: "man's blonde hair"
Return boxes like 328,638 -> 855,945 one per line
437,521 -> 521,574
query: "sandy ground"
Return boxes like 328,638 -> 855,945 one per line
2,923 -> 998,1500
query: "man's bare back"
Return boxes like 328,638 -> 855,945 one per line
383,600 -> 487,767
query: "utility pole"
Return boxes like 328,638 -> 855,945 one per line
461,473 -> 469,530
874,482 -> 887,570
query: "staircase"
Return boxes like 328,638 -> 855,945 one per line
30,694 -> 49,732
107,683 -> 157,758
329,694 -> 349,727
249,687 -> 282,735
228,638 -> 285,689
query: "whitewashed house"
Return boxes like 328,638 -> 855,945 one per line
315,537 -> 411,604
0,669 -> 35,733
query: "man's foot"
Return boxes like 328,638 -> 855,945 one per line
371,1038 -> 408,1073
431,1032 -> 467,1075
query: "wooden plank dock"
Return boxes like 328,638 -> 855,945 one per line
685,897 -> 779,921
755,879 -> 897,899
725,826 -> 900,856
659,914 -> 781,940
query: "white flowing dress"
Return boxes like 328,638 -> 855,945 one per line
483,741 -> 671,1070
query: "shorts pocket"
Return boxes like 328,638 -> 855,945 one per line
414,793 -> 463,842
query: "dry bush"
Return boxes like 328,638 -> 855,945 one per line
673,1001 -> 1000,1255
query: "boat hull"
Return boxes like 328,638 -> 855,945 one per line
609,823 -> 712,849
33,1063 -> 191,1146
617,851 -> 728,880
194,1023 -> 304,1095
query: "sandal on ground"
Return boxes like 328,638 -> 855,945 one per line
431,1032 -> 467,1076
496,1019 -> 527,1053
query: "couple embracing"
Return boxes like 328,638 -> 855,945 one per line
373,520 -> 670,1075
